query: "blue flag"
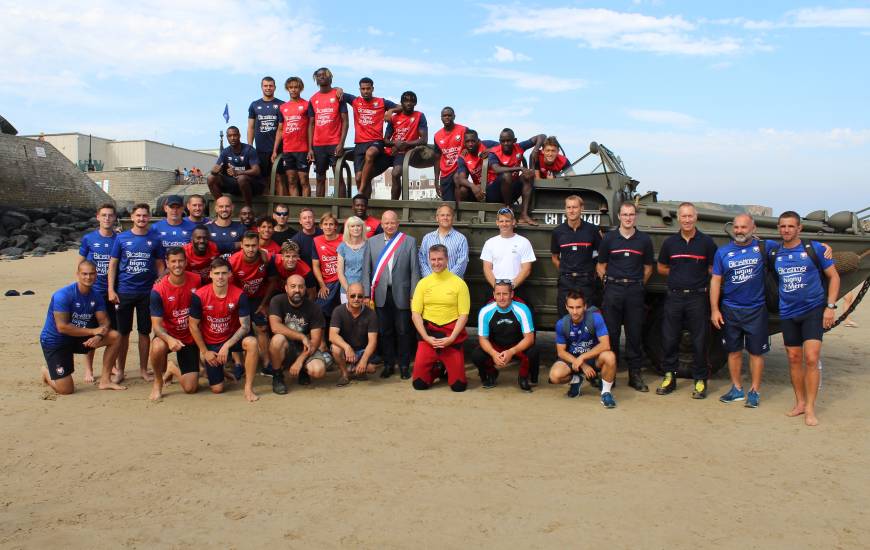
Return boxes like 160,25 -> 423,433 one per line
222,103 -> 229,123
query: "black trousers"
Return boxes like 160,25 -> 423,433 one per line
661,291 -> 709,380
557,272 -> 599,317
376,291 -> 412,369
602,282 -> 645,372
470,342 -> 540,378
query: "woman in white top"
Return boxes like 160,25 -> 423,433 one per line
337,216 -> 369,303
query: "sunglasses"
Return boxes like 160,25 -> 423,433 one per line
495,279 -> 513,287
274,211 -> 289,216
497,207 -> 514,215
348,294 -> 364,299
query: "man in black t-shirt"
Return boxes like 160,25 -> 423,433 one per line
268,275 -> 326,394
290,207 -> 323,267
551,195 -> 602,315
272,204 -> 297,245
596,202 -> 655,392
329,282 -> 379,386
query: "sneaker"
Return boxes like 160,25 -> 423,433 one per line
261,363 -> 275,377
566,375 -> 582,398
482,374 -> 496,389
233,363 -> 244,381
272,371 -> 288,395
298,367 -> 311,385
692,379 -> 707,399
518,376 -> 532,393
656,372 -> 676,395
600,392 -> 616,409
745,390 -> 760,408
719,385 -> 745,403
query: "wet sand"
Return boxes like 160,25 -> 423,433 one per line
0,250 -> 868,549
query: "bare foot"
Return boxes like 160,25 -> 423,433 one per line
149,385 -> 163,401
99,381 -> 127,391
112,366 -> 120,376
84,369 -> 95,384
786,404 -> 806,417
111,370 -> 125,384
140,369 -> 155,382
805,413 -> 819,426
244,389 -> 259,402
163,371 -> 174,384
518,216 -> 539,226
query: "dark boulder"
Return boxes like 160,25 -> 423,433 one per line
53,212 -> 75,225
31,247 -> 47,257
1,211 -> 30,232
1,247 -> 25,257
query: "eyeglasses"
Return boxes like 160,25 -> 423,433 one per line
497,207 -> 514,215
274,212 -> 289,217
348,294 -> 364,299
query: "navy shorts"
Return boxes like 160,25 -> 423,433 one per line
353,141 -> 392,175
117,292 -> 151,335
204,341 -> 244,385
257,151 -> 273,180
439,172 -> 457,202
41,337 -> 90,380
278,152 -> 309,173
312,145 -> 337,176
721,304 -> 770,355
315,281 -> 341,318
781,305 -> 825,347
392,153 -> 406,168
219,173 -> 265,196
174,343 -> 200,375
251,311 -> 269,328
486,174 -> 523,204
99,292 -> 117,329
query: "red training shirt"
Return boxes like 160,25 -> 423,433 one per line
434,124 -> 466,177
278,99 -> 310,153
313,234 -> 342,284
151,271 -> 200,345
192,284 -> 246,345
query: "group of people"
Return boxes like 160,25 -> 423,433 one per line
39,191 -> 842,426
175,167 -> 203,185
206,70 -> 574,225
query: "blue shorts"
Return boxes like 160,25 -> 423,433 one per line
204,341 -> 244,385
721,304 -> 770,355
278,152 -> 309,173
312,145 -> 337,176
251,311 -> 269,327
781,305 -> 825,347
41,337 -> 90,380
219,174 -> 265,196
315,281 -> 341,318
353,141 -> 392,176
174,344 -> 201,375
439,172 -> 457,202
486,174 -> 523,204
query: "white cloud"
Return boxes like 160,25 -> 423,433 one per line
474,68 -> 585,92
475,6 -> 743,55
366,26 -> 383,36
626,109 -> 703,128
492,46 -> 531,63
787,7 -> 870,28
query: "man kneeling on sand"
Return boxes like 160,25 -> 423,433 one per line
39,260 -> 126,394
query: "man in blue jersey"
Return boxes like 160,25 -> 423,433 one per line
247,76 -> 284,187
108,203 -> 166,384
774,211 -> 840,427
40,260 -> 125,394
472,280 -> 537,392
207,126 -> 262,208
548,290 -> 618,408
207,196 -> 247,258
78,202 -> 119,383
152,195 -> 196,249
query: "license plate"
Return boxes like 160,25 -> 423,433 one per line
543,212 -> 600,225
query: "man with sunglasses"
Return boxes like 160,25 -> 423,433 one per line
329,282 -> 379,386
480,207 -> 536,294
271,205 -> 297,245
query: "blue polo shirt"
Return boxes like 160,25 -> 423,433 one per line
40,283 -> 106,349
658,230 -> 717,290
248,97 -> 284,153
151,218 -> 197,249
774,241 -> 833,319
79,230 -> 117,293
712,238 -> 777,309
555,311 -> 608,357
110,229 -> 165,295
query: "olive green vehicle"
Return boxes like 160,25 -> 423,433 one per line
215,142 -> 870,376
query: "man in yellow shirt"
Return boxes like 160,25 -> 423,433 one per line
410,244 -> 471,392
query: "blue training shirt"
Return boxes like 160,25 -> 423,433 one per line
712,238 -> 777,310
40,283 -> 106,349
151,218 -> 197,249
248,97 -> 284,153
78,230 -> 117,294
207,221 -> 248,256
110,229 -> 165,295
774,241 -> 833,319
555,311 -> 609,357
217,144 -> 260,173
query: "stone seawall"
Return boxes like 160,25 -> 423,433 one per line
87,170 -> 176,205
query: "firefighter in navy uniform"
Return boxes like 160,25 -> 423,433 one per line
551,195 -> 602,315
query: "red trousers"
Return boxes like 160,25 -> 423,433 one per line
412,320 -> 467,386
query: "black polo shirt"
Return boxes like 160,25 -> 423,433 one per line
597,228 -> 654,280
658,229 -> 717,290
550,220 -> 602,275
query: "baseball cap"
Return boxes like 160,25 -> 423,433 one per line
165,195 -> 183,206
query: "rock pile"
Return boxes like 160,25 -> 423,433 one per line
0,207 -> 98,260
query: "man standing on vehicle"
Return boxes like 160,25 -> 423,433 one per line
306,67 -> 348,197
432,107 -> 466,202
552,195 -> 602,316
248,76 -> 283,187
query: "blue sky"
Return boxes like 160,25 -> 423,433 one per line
3,0 -> 869,214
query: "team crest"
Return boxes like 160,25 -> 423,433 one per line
727,252 -> 735,257
55,366 -> 65,375
298,105 -> 304,111
373,101 -> 379,107
230,232 -> 238,237
168,295 -> 175,302
753,246 -> 759,252
228,302 -> 236,310
800,252 -> 808,258
330,98 -> 335,103
206,305 -> 214,310
147,241 -> 153,246
90,301 -> 95,307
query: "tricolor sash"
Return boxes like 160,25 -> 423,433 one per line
370,232 -> 406,295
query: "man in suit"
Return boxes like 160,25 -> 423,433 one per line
363,210 -> 420,379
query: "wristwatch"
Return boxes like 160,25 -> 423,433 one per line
826,303 -> 837,310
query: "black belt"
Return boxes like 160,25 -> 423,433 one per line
669,287 -> 708,294
606,276 -> 641,284
562,271 -> 595,279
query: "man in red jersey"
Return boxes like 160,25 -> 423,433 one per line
488,128 -> 545,226
454,128 -> 497,203
536,136 -> 574,179
271,241 -> 316,299
255,216 -> 281,257
189,258 -> 260,402
148,247 -> 201,401
183,225 -> 219,287
273,76 -> 310,197
312,213 -> 343,320
432,106 -> 467,202
306,67 -> 347,198
352,194 -> 382,238
229,231 -> 278,369
339,77 -> 398,198
384,91 -> 428,200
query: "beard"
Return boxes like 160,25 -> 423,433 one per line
734,233 -> 751,244
289,292 -> 303,305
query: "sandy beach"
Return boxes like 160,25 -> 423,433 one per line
0,250 -> 867,549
